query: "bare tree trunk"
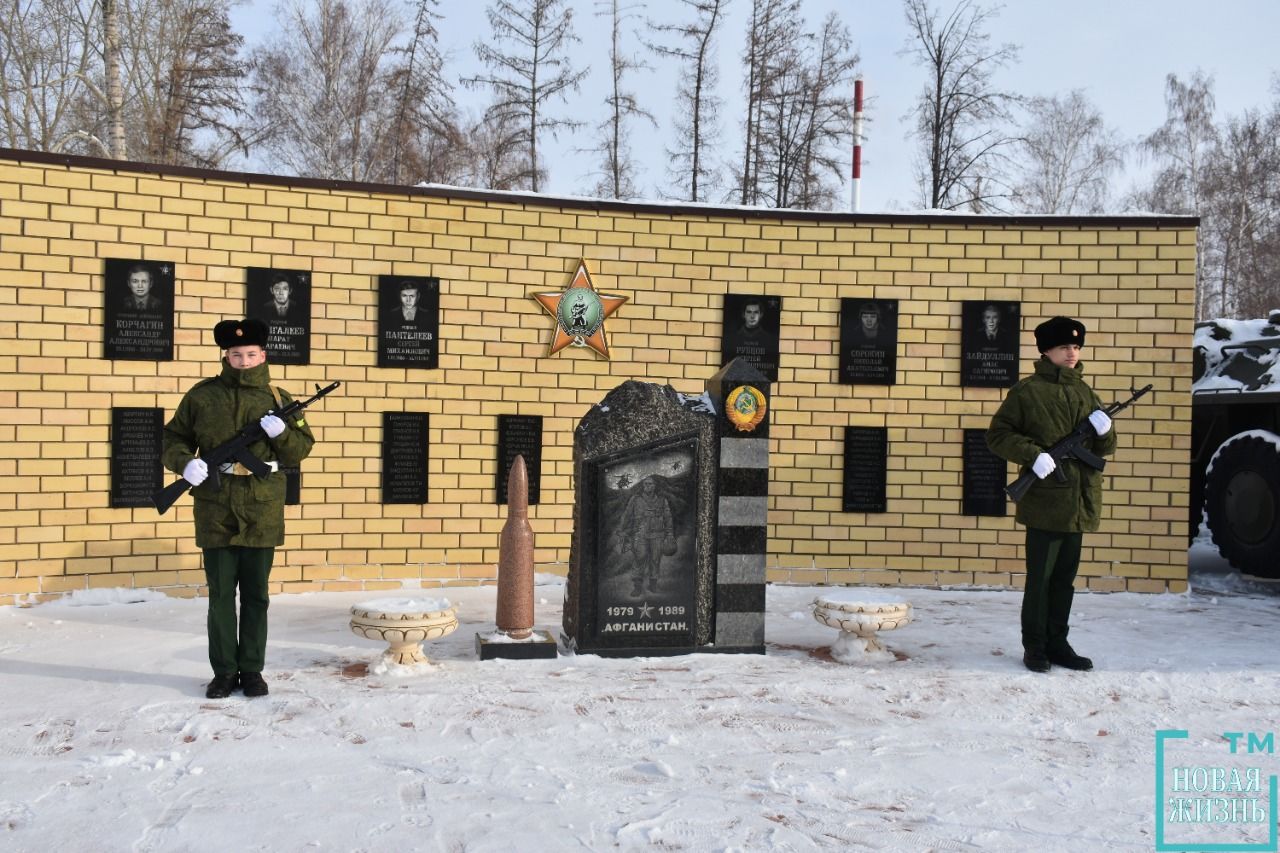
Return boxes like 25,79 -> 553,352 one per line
103,0 -> 126,159
903,0 -> 1019,211
649,0 -> 724,202
465,0 -> 587,192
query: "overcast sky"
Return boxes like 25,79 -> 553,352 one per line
231,0 -> 1280,212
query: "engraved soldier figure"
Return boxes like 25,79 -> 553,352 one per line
619,477 -> 675,596
570,297 -> 589,331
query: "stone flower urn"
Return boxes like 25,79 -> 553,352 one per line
349,596 -> 458,666
812,589 -> 912,664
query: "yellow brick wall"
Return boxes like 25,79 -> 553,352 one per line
0,151 -> 1196,604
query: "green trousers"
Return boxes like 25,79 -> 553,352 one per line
1021,528 -> 1083,654
204,546 -> 274,676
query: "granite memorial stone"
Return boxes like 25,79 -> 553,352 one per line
562,381 -> 716,656
563,360 -> 771,657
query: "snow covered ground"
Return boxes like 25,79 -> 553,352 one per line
1,556 -> 1277,852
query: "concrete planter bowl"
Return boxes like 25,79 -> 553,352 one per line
349,597 -> 459,666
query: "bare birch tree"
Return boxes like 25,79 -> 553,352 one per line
649,0 -> 726,202
465,0 -> 588,193
2,0 -> 249,165
249,0 -> 402,181
586,0 -> 654,199
902,0 -> 1019,211
102,0 -> 125,157
117,0 -> 251,166
1201,108 -> 1280,318
0,0 -> 103,154
1132,71 -> 1218,316
1009,90 -> 1124,214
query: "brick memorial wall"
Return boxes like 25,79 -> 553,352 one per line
0,149 -> 1196,604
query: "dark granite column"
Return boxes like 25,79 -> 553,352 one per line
705,358 -> 770,654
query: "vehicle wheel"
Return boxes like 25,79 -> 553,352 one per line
1204,433 -> 1280,578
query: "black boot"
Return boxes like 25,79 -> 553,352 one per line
205,673 -> 238,699
1023,651 -> 1051,673
239,672 -> 270,697
1047,645 -> 1093,671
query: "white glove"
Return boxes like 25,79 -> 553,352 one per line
1088,409 -> 1112,436
1031,453 -> 1056,479
183,458 -> 209,485
260,414 -> 286,439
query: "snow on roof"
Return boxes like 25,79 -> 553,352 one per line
1192,311 -> 1280,395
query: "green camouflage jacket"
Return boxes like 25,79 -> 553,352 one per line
986,359 -> 1117,533
162,360 -> 315,548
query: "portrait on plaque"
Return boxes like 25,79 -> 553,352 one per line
103,259 -> 174,360
377,275 -> 440,369
246,267 -> 311,365
961,300 -> 1020,387
839,298 -> 898,385
720,294 -> 781,381
595,442 -> 698,639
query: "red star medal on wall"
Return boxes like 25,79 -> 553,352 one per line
533,259 -> 627,359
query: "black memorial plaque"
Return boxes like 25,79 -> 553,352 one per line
839,298 -> 898,385
963,428 -> 1008,517
720,293 -> 781,382
377,275 -> 440,369
497,415 -> 542,505
842,426 -> 888,513
111,407 -> 164,508
103,259 -> 174,361
382,412 -> 429,504
246,267 -> 311,365
284,469 -> 301,506
961,300 -> 1020,387
593,439 -> 698,648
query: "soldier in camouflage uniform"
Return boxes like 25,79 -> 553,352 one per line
986,317 -> 1117,674
162,319 -> 315,699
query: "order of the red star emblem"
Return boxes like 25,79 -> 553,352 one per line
533,259 -> 627,359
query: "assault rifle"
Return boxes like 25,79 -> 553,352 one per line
1005,383 -> 1153,503
152,380 -> 340,515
